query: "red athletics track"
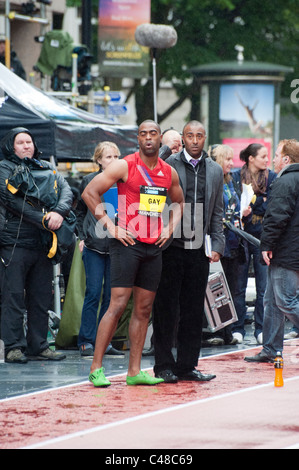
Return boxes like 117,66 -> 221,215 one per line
1,340 -> 299,450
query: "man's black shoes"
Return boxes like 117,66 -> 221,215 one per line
178,369 -> 216,382
156,368 -> 216,383
244,351 -> 274,363
155,369 -> 178,383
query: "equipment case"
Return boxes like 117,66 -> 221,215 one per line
204,269 -> 238,333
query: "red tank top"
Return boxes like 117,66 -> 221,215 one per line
117,152 -> 172,244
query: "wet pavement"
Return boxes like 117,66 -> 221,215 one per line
1,315 -> 294,401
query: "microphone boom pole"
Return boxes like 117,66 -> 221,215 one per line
135,24 -> 178,123
152,48 -> 158,122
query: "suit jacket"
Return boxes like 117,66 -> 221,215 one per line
165,150 -> 225,254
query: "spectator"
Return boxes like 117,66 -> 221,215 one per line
0,128 -> 73,363
144,128 -> 183,357
162,129 -> 183,155
153,120 -> 225,384
76,141 -> 124,358
231,143 -> 276,344
204,144 -> 252,345
245,139 -> 299,362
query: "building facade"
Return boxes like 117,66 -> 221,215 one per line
0,1 -> 80,81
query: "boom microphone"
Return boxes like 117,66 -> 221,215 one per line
135,24 -> 177,123
159,145 -> 172,161
135,24 -> 178,50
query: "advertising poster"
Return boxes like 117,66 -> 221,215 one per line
219,83 -> 274,167
98,0 -> 151,79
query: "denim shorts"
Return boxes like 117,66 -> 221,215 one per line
109,238 -> 162,292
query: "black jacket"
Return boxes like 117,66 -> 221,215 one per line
165,150 -> 225,253
76,171 -> 117,254
0,128 -> 73,250
260,164 -> 299,270
232,167 -> 277,239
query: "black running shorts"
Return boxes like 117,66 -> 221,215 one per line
109,238 -> 163,292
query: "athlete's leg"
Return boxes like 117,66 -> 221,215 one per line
90,286 -> 132,373
127,286 -> 156,377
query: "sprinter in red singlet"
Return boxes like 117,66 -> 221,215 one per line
82,120 -> 184,387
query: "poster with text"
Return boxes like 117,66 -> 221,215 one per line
98,0 -> 151,78
220,83 -> 274,167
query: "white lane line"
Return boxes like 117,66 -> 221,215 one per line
22,376 -> 299,449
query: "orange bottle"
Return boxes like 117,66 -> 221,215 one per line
274,352 -> 284,387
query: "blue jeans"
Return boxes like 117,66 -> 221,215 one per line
232,242 -> 267,338
263,265 -> 299,358
77,247 -> 111,348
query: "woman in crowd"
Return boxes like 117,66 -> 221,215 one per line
76,141 -> 124,357
231,143 -> 276,344
204,144 -> 251,346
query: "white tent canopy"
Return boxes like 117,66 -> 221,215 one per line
0,64 -> 138,161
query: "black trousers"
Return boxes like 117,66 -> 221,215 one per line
153,244 -> 209,375
0,246 -> 53,355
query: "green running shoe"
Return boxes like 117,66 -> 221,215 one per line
89,367 -> 111,387
126,370 -> 164,386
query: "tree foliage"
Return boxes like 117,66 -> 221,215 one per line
67,0 -> 299,122
150,0 -> 298,91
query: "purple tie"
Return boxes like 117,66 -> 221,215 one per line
190,159 -> 199,167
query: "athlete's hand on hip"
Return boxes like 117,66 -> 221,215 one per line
155,226 -> 172,248
110,225 -> 135,246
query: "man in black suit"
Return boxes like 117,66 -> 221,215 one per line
153,120 -> 225,383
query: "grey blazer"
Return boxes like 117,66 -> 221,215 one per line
165,151 -> 225,255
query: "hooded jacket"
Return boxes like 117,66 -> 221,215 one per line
260,164 -> 299,270
0,127 -> 73,250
